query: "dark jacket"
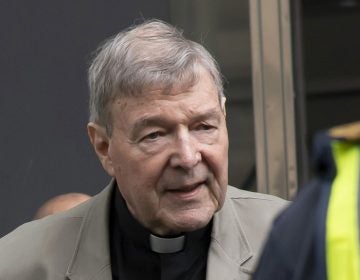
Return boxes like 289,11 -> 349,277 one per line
253,121 -> 360,280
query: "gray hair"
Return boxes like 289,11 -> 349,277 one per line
88,19 -> 224,135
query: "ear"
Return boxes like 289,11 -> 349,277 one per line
87,122 -> 115,177
221,97 -> 226,116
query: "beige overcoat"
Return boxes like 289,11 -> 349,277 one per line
0,181 -> 287,280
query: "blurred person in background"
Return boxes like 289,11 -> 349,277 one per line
253,121 -> 360,280
34,193 -> 91,219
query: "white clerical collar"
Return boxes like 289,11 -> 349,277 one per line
149,234 -> 186,253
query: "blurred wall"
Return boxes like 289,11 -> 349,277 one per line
0,0 -> 170,237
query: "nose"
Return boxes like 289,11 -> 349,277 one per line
169,130 -> 201,170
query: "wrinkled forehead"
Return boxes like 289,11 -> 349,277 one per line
144,68 -> 219,103
112,67 -> 220,109
115,62 -> 218,99
107,66 -> 222,133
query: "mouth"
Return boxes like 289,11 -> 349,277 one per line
166,181 -> 206,199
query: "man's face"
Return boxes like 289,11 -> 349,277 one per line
90,68 -> 228,236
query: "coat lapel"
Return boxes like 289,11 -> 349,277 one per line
206,189 -> 254,280
65,181 -> 115,280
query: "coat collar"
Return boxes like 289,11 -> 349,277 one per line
65,182 -> 255,280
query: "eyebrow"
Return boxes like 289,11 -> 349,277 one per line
131,107 -> 222,138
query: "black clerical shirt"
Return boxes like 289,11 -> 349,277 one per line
109,186 -> 212,280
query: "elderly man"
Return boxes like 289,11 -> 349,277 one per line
0,20 -> 286,280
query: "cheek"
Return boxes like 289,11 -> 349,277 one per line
109,143 -> 143,175
210,141 -> 228,180
113,150 -> 167,193
205,142 -> 228,200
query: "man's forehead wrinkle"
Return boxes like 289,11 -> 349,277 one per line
136,115 -> 168,128
193,108 -> 222,122
133,106 -> 221,130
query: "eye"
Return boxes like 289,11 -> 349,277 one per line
142,131 -> 163,141
147,132 -> 160,139
195,123 -> 215,131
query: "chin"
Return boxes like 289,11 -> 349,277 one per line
171,210 -> 214,233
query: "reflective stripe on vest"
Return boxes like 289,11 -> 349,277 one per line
326,141 -> 360,280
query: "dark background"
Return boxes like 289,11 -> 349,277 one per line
1,0 -> 360,237
302,1 -> 360,140
0,0 -> 170,236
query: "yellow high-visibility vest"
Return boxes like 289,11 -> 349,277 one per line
326,140 -> 360,280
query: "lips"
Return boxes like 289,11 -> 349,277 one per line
169,180 -> 204,191
166,181 -> 205,199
